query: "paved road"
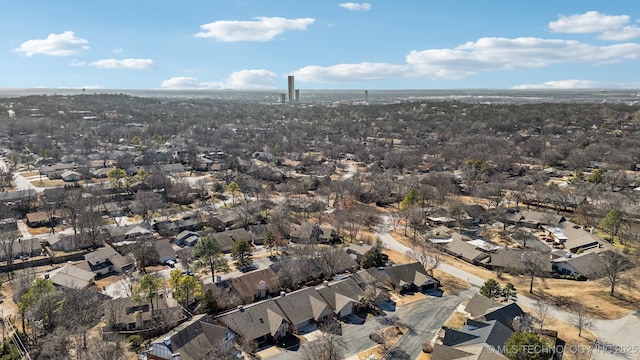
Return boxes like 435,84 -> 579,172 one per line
376,215 -> 640,360
268,289 -> 474,360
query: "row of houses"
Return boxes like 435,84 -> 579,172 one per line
144,262 -> 438,360
428,209 -> 616,280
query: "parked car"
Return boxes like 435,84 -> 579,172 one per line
165,260 -> 176,268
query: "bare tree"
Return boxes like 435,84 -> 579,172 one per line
302,321 -> 345,360
521,250 -> 548,294
131,190 -> 164,223
568,301 -> 594,337
531,300 -> 555,336
599,250 -> 633,296
406,242 -> 442,276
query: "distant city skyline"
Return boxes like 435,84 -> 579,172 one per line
2,1 -> 640,90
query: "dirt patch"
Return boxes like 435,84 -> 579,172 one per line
30,179 -> 67,187
381,249 -> 413,265
94,274 -> 125,291
357,326 -> 407,360
443,311 -> 467,330
432,268 -> 471,295
392,292 -> 427,307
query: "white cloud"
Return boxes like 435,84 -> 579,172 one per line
69,59 -> 86,67
548,11 -> 640,41
549,11 -> 629,33
194,17 -> 315,42
112,47 -> 123,54
291,37 -> 640,83
161,77 -> 200,89
14,31 -> 89,57
511,80 -> 600,89
161,69 -> 277,89
89,58 -> 155,69
78,85 -> 104,90
293,63 -> 408,82
338,2 -> 371,11
599,26 -> 640,41
511,80 -> 640,89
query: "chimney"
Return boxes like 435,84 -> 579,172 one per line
359,241 -> 364,246
163,337 -> 171,347
215,275 -> 221,284
258,280 -> 266,298
323,280 -> 329,287
280,291 -> 286,297
237,305 -> 244,312
171,353 -> 180,360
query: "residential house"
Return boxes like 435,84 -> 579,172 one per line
463,293 -> 502,318
211,228 -> 252,253
152,239 -> 177,265
549,221 -> 609,254
0,218 -> 18,233
316,277 -> 365,318
434,297 -> 527,360
228,268 -> 277,302
104,296 -> 184,333
0,237 -> 42,261
290,222 -> 323,244
506,210 -> 565,229
274,287 -> 334,333
146,314 -> 237,360
98,201 -> 129,217
175,231 -> 200,247
382,262 -> 439,293
81,245 -> 134,276
0,189 -> 36,205
489,249 -> 551,274
154,216 -> 202,235
40,162 -> 77,176
210,210 -> 242,230
92,167 -> 113,179
345,242 -> 373,263
248,224 -> 268,246
61,170 -> 82,182
43,263 -> 96,290
26,210 -> 65,228
46,233 -> 93,252
103,223 -> 152,242
441,235 -> 491,265
216,298 -> 291,344
270,257 -> 323,284
551,251 -> 607,279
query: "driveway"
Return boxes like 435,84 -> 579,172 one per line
266,290 -> 473,360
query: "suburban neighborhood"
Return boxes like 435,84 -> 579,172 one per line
1,93 -> 640,360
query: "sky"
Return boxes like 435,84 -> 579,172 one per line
2,1 -> 640,90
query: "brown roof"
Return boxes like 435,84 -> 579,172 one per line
217,299 -> 289,341
229,268 -> 277,301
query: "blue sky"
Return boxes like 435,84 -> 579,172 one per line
2,1 -> 640,90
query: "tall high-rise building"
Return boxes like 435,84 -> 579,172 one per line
287,75 -> 295,104
365,90 -> 369,103
295,89 -> 300,103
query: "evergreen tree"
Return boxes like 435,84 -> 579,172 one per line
479,278 -> 503,299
